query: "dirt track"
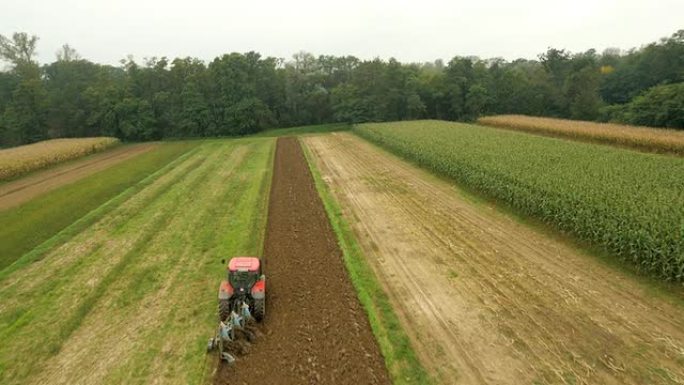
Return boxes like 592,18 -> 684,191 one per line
305,133 -> 684,385
215,137 -> 390,385
0,143 -> 156,210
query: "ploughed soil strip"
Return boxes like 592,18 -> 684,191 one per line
0,143 -> 156,210
214,137 -> 390,385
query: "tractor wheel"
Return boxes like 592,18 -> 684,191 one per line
253,298 -> 265,322
219,299 -> 231,322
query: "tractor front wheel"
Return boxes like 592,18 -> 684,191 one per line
253,298 -> 265,322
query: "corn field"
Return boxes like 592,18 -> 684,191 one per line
355,120 -> 684,282
478,115 -> 684,155
0,137 -> 120,181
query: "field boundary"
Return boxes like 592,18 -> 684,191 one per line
301,137 -> 433,385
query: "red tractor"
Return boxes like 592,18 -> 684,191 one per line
218,256 -> 266,322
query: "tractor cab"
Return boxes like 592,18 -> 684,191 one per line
227,257 -> 261,294
218,256 -> 266,322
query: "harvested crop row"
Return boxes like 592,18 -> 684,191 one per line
355,120 -> 684,282
478,115 -> 684,155
0,137 -> 120,181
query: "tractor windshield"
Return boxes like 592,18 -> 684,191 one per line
229,270 -> 257,292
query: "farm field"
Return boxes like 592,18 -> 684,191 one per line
356,120 -> 684,282
478,115 -> 684,155
0,141 -> 196,270
3,123 -> 683,385
304,132 -> 684,385
0,137 -> 120,181
0,139 -> 275,384
0,134 -> 393,385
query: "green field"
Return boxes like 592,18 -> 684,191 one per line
0,142 -> 197,271
0,139 -> 274,384
355,120 -> 684,282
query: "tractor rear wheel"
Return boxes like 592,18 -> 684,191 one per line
253,298 -> 265,322
219,299 -> 231,322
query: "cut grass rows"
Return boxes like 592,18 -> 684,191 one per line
302,139 -> 432,385
96,140 -> 274,385
0,139 -> 275,385
356,120 -> 684,282
101,141 -> 275,385
478,115 -> 684,155
0,142 -> 227,383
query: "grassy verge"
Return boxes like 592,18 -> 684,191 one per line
0,141 -> 198,271
301,139 -> 432,385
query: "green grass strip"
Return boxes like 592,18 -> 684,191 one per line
301,139 -> 433,385
250,123 -> 350,137
0,141 -> 200,278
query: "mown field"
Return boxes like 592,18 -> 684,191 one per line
478,115 -> 684,155
0,142 -> 195,271
0,137 -> 120,181
0,138 -> 274,384
356,120 -> 684,282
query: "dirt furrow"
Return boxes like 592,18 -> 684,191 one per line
214,137 -> 390,385
304,133 -> 684,385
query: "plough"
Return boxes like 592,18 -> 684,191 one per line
207,257 -> 266,363
207,302 -> 254,363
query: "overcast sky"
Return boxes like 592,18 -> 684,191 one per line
2,0 -> 683,65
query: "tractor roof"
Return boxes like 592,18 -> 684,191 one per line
228,257 -> 260,272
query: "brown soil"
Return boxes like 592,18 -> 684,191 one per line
214,137 -> 390,385
0,143 -> 156,211
304,133 -> 684,385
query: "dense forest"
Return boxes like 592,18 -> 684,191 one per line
0,30 -> 682,146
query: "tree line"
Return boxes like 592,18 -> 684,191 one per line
0,30 -> 682,146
